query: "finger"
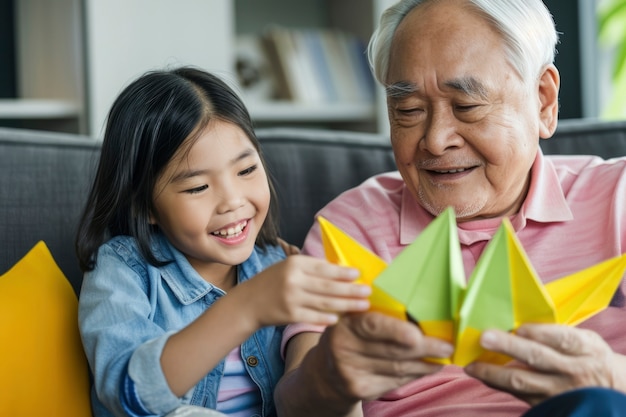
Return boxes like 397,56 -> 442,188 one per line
343,313 -> 454,359
287,257 -> 371,297
312,261 -> 362,281
516,324 -> 603,356
322,318 -> 447,379
477,329 -> 576,373
320,349 -> 443,401
304,276 -> 372,299
300,292 -> 370,314
343,348 -> 445,379
288,255 -> 363,281
464,361 -> 557,401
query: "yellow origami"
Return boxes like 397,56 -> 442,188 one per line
319,216 -> 406,320
318,208 -> 626,367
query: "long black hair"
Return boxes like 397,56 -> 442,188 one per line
75,67 -> 279,272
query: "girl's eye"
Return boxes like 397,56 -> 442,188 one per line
185,184 -> 208,194
239,164 -> 258,176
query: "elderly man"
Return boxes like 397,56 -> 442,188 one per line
274,0 -> 626,416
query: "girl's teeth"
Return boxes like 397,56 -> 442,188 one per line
213,221 -> 247,237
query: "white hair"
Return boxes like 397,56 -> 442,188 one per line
367,0 -> 559,85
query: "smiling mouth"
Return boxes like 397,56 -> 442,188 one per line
211,220 -> 248,238
427,166 -> 477,176
432,167 -> 470,174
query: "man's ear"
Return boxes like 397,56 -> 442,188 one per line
537,64 -> 560,139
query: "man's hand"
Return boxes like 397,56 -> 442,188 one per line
275,312 -> 455,417
464,324 -> 626,405
310,312 -> 454,401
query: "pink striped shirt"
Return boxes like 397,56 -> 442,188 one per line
282,151 -> 626,417
216,346 -> 261,416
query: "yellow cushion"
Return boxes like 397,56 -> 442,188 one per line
0,241 -> 91,416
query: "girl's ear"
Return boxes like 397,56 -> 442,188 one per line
537,64 -> 560,139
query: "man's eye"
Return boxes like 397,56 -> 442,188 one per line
185,184 -> 208,194
455,104 -> 479,112
397,107 -> 422,115
239,164 -> 258,176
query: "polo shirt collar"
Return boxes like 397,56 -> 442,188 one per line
399,150 -> 573,246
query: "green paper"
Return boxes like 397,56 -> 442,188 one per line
459,222 -> 515,337
374,207 -> 465,322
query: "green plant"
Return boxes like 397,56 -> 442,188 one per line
598,0 -> 626,118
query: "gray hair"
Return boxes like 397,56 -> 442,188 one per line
367,0 -> 559,85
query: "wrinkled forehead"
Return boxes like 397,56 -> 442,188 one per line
391,0 -> 498,58
387,1 -> 508,86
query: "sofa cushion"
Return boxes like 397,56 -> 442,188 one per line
0,241 -> 91,416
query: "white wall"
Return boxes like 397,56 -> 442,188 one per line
84,0 -> 234,137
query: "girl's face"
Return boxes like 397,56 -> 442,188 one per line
150,120 -> 270,282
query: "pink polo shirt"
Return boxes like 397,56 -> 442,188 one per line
283,151 -> 626,417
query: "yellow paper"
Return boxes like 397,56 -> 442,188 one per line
546,254 -> 626,326
454,219 -> 558,366
318,216 -> 406,320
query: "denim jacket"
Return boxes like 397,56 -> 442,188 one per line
78,233 -> 286,417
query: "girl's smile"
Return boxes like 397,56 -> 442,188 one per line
211,219 -> 250,245
150,120 -> 271,283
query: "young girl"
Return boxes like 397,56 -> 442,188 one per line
75,67 -> 371,417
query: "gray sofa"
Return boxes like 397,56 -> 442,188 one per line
1,119 -> 626,295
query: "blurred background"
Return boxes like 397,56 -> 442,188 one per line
0,0 -> 624,138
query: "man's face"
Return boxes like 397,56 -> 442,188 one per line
385,0 -> 557,221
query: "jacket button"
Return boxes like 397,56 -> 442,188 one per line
246,356 -> 259,367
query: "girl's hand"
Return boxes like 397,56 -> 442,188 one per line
464,324 -> 626,406
235,255 -> 371,328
